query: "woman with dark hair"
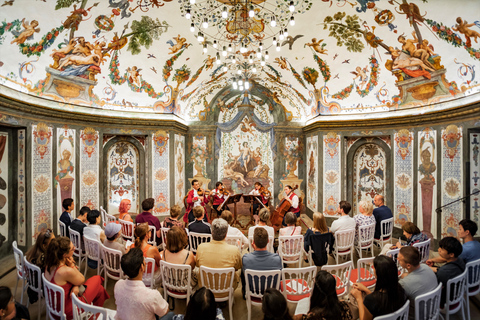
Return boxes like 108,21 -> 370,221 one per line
161,226 -> 195,270
44,237 -> 109,320
0,286 -> 30,320
395,221 -> 428,248
262,288 -> 293,320
172,287 -> 224,320
351,255 -> 406,320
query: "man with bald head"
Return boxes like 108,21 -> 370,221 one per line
373,194 -> 393,240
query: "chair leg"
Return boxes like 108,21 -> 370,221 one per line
104,268 -> 108,289
14,277 -> 19,301
229,293 -> 234,320
37,296 -> 42,320
20,278 -> 25,304
246,297 -> 251,320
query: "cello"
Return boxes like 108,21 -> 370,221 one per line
270,185 -> 298,231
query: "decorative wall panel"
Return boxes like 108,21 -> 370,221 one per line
174,134 -> 185,206
152,131 -> 170,216
191,134 -> 208,178
17,129 -> 26,245
441,125 -> 463,237
417,128 -> 437,238
32,123 -> 53,239
0,133 -> 7,244
470,133 -> 480,224
323,132 -> 341,217
307,135 -> 318,211
394,130 -> 414,227
56,128 -> 75,215
79,128 -> 99,209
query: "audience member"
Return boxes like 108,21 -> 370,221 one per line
262,288 -> 293,320
279,212 -> 302,237
162,205 -> 185,229
130,223 -> 161,278
44,237 -> 109,320
69,206 -> 90,246
221,210 -> 248,248
161,226 -> 195,271
103,222 -> 126,254
172,287 -> 225,320
196,218 -> 242,295
248,208 -> 275,239
351,255 -> 406,319
354,201 -> 376,244
136,198 -> 162,242
330,201 -> 355,234
372,195 -> 393,240
303,212 -> 334,266
83,209 -> 105,243
188,206 -> 211,234
59,198 -> 74,237
118,199 -> 133,223
429,237 -> 465,307
395,222 -> 428,248
115,247 -> 173,320
184,179 -> 209,224
0,286 -> 30,320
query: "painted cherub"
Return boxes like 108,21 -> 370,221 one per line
127,66 -> 142,86
204,55 -> 216,70
397,32 -> 435,70
274,57 -> 288,70
452,17 -> 480,48
51,38 -> 77,56
11,19 -> 39,45
305,38 -> 327,55
351,66 -> 368,85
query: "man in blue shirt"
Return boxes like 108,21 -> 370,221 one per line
59,198 -> 74,237
372,195 -> 393,239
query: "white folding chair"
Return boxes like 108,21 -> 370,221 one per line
349,257 -> 376,290
143,257 -> 157,289
386,248 -> 404,278
119,219 -> 135,242
200,266 -> 235,320
280,266 -> 317,305
374,299 -> 410,320
225,235 -> 243,252
440,269 -> 468,320
105,213 -> 117,226
24,258 -> 43,320
413,239 -> 431,264
322,261 -> 354,299
414,282 -> 442,320
100,243 -> 124,288
160,227 -> 170,246
12,241 -> 26,304
374,217 -> 394,250
42,273 -> 67,320
188,232 -> 212,254
278,235 -> 304,267
72,292 -> 116,320
100,206 -> 108,228
248,236 -> 274,253
465,258 -> 480,320
58,220 -> 67,237
161,260 -> 192,305
68,227 -> 87,275
147,225 -> 157,245
333,228 -> 355,264
83,235 -> 104,276
356,223 -> 375,259
245,269 -> 281,320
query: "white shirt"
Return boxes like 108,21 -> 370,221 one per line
330,215 -> 356,233
249,189 -> 260,195
279,226 -> 302,237
114,279 -> 169,320
227,225 -> 249,246
83,224 -> 102,241
248,225 -> 275,239
193,189 -> 202,207
212,189 -> 225,199
287,192 -> 299,209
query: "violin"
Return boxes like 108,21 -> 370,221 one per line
197,188 -> 210,197
270,184 -> 298,232
259,186 -> 271,198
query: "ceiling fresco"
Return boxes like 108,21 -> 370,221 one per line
0,0 -> 479,123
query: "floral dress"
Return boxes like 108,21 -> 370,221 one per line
406,232 -> 429,246
353,214 -> 376,244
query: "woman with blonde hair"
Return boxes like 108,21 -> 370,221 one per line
303,212 -> 334,266
118,199 -> 133,222
130,223 -> 161,274
354,200 -> 376,244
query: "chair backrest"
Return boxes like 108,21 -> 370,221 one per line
24,258 -> 42,296
334,228 -> 355,251
355,257 -> 376,287
72,292 -> 111,320
386,248 -> 404,277
12,241 -> 25,279
278,235 -> 304,261
42,273 -> 66,320
105,213 -> 117,226
83,235 -> 101,262
374,299 -> 410,320
58,220 -> 67,237
305,232 -> 335,267
137,223 -> 156,245
225,235 -> 243,252
143,257 -> 156,288
281,266 -> 317,301
414,282 -> 442,320
100,243 -> 124,280
160,260 -> 192,295
412,238 -> 431,264
321,261 -> 354,297
444,269 -> 467,312
160,227 -> 170,246
68,227 -> 83,256
188,232 -> 212,253
100,206 -> 107,228
199,266 -> 235,297
245,269 -> 281,302
466,258 -> 480,295
358,223 -> 375,246
380,217 -> 394,241
119,219 -> 135,242
248,236 -> 274,253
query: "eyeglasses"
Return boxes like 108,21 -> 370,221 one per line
45,228 -> 53,238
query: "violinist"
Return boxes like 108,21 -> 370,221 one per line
281,185 -> 299,226
210,181 -> 228,216
249,182 -> 269,225
184,179 -> 209,224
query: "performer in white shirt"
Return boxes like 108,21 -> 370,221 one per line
210,181 -> 228,218
282,185 -> 299,226
249,182 -> 269,225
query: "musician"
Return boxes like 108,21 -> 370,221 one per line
184,179 -> 209,224
281,185 -> 300,226
249,182 -> 269,225
210,181 -> 228,216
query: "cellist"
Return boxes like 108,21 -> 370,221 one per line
281,185 -> 300,226
249,182 -> 269,225
210,181 -> 227,216
184,179 -> 209,224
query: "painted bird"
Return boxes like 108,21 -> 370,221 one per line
342,59 -> 350,64
151,67 -> 157,74
147,54 -> 156,59
281,35 -> 304,50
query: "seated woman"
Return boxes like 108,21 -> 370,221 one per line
118,199 -> 133,223
279,212 -> 302,237
354,200 -> 376,244
262,288 -> 293,320
0,286 -> 30,320
247,208 -> 275,239
44,237 -> 109,320
351,255 -> 406,320
161,226 -> 195,270
395,221 -> 428,248
220,210 -> 248,248
303,212 -> 334,266
172,287 -> 224,320
130,223 -> 161,276
162,205 -> 184,229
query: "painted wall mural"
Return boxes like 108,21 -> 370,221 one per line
441,125 -> 463,237
17,129 -> 26,245
323,132 -> 341,217
56,127 -> 75,215
470,133 -> 480,224
0,133 -> 7,246
79,127 -> 99,209
394,130 -> 414,227
284,136 -> 302,179
106,141 -> 139,214
306,135 -> 318,211
417,128 -> 437,238
152,130 -> 170,216
32,123 -> 53,239
174,134 -> 185,207
190,134 -> 208,178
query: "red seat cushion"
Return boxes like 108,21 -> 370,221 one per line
338,249 -> 351,253
250,296 -> 262,303
333,275 -> 347,296
167,288 -> 187,296
469,285 -> 480,293
280,279 -> 311,301
349,268 -> 376,287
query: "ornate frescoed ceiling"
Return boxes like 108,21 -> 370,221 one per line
0,0 -> 479,124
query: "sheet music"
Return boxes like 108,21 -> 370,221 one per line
255,195 -> 267,208
218,194 -> 230,211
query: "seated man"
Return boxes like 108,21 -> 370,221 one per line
196,218 -> 242,295
188,206 -> 211,234
115,247 -> 173,320
330,200 -> 355,234
69,206 -> 90,245
136,198 -> 162,244
429,237 -> 465,307
372,195 -> 393,239
83,209 -> 106,243
104,222 -> 126,254
59,198 -> 74,237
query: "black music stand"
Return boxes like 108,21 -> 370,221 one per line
218,193 -> 243,219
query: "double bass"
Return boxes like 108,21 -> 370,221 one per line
270,185 -> 298,231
